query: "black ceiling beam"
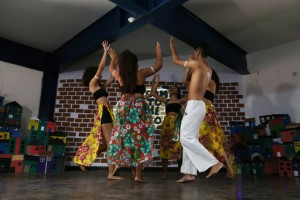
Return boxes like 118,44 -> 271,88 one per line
103,0 -> 248,74
151,6 -> 249,74
51,0 -> 188,71
0,37 -> 48,71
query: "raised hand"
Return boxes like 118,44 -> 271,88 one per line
102,40 -> 110,52
156,41 -> 161,53
108,48 -> 117,60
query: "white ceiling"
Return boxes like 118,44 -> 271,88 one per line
1,0 -> 300,68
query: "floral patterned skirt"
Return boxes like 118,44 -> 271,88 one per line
199,104 -> 232,163
160,115 -> 182,160
73,104 -> 114,166
107,96 -> 155,167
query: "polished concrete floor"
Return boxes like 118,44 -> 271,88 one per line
0,168 -> 300,200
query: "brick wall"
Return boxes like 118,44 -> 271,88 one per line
54,79 -> 244,167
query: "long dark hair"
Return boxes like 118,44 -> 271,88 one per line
211,68 -> 220,93
118,50 -> 138,94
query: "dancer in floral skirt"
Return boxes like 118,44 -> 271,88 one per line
107,41 -> 162,182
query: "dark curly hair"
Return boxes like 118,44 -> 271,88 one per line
82,66 -> 98,87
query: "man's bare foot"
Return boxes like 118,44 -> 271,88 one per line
160,174 -> 168,180
225,170 -> 234,178
107,175 -> 124,180
176,174 -> 195,183
206,162 -> 224,178
135,177 -> 147,183
79,165 -> 88,172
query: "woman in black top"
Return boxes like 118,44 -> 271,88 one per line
151,74 -> 186,179
73,41 -> 119,180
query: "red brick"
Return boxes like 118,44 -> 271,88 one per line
220,113 -> 228,117
65,109 -> 75,114
215,99 -> 223,104
66,127 -> 76,133
232,108 -> 240,112
236,104 -> 244,108
64,96 -> 71,100
57,88 -> 66,92
225,117 -> 233,121
75,119 -> 82,123
68,100 -> 75,104
237,112 -> 245,116
227,95 -> 236,99
224,108 -> 232,112
233,117 -> 241,121
66,118 -> 75,122
81,96 -> 89,100
229,112 -> 237,116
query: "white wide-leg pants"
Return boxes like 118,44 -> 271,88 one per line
180,100 -> 218,175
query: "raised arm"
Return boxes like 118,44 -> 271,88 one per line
108,48 -> 120,81
151,74 -> 167,103
90,41 -> 110,89
139,42 -> 163,78
170,36 -> 198,70
153,41 -> 163,73
104,74 -> 115,88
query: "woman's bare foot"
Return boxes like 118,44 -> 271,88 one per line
112,166 -> 120,176
79,165 -> 88,172
206,162 -> 223,178
135,177 -> 147,183
107,175 -> 124,180
176,174 -> 195,183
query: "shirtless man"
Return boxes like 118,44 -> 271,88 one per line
169,37 -> 223,183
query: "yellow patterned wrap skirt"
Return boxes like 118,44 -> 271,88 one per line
199,104 -> 232,163
160,115 -> 182,160
73,104 -> 114,166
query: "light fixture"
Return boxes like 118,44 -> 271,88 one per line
128,17 -> 135,23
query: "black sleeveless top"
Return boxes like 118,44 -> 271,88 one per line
204,90 -> 215,102
120,85 -> 146,94
166,103 -> 181,113
92,89 -> 108,101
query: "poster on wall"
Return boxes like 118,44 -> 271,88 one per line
145,87 -> 169,128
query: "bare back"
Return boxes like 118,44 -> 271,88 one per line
188,62 -> 211,100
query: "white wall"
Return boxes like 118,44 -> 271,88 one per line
0,61 -> 43,136
243,39 -> 300,123
63,51 -> 242,84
